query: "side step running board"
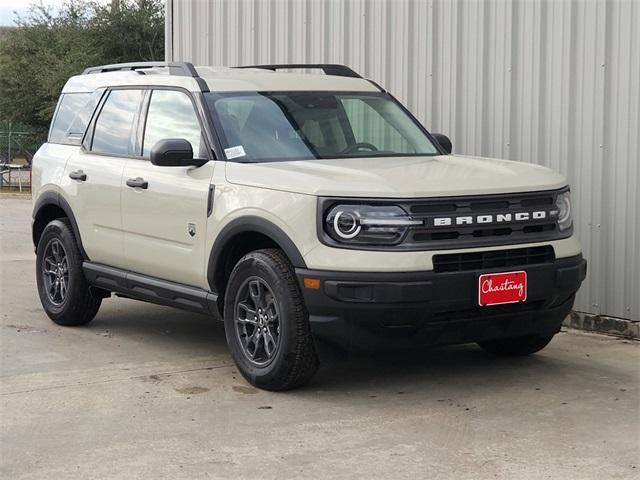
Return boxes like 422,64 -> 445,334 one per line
83,262 -> 219,317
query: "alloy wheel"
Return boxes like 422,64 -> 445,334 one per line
234,277 -> 281,366
42,239 -> 69,306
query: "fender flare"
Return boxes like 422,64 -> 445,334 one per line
207,216 -> 307,293
32,191 -> 89,260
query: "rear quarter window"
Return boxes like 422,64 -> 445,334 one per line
49,91 -> 102,145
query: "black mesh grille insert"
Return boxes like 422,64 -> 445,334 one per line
432,246 -> 555,273
401,190 -> 567,249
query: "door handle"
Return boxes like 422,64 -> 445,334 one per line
69,170 -> 87,181
126,177 -> 148,189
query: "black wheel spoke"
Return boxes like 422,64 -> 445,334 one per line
59,278 -> 67,299
234,277 -> 281,366
264,328 -> 276,357
49,281 -> 57,298
237,302 -> 258,325
42,239 -> 69,306
248,280 -> 263,309
264,298 -> 278,323
52,242 -> 61,262
245,328 -> 262,359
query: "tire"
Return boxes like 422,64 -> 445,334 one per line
223,248 -> 319,391
477,333 -> 555,356
36,218 -> 102,326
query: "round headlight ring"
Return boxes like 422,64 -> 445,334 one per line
333,210 -> 361,239
556,191 -> 572,231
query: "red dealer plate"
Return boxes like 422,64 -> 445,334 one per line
478,270 -> 527,306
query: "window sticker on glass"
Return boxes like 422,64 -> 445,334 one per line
225,145 -> 246,159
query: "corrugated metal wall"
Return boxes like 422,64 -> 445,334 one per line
167,0 -> 640,320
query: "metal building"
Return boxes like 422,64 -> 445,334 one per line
166,0 -> 640,320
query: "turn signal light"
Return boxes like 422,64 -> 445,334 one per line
303,278 -> 321,289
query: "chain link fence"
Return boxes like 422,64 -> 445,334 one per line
0,123 -> 44,192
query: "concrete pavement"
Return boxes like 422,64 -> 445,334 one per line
1,196 -> 638,479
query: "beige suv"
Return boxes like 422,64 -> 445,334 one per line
32,62 -> 586,390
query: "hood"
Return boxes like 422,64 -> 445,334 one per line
225,155 -> 568,198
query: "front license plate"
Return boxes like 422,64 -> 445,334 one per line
478,271 -> 527,306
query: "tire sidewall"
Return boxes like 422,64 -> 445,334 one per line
224,253 -> 301,388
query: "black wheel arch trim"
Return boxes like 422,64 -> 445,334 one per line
32,191 -> 90,260
207,216 -> 307,293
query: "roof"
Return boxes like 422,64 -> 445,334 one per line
62,64 -> 380,94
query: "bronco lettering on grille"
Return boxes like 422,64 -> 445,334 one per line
430,210 -> 557,228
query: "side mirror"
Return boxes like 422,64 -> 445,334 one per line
431,133 -> 452,154
150,138 -> 206,167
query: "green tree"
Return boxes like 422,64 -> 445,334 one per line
89,0 -> 165,63
0,0 -> 164,135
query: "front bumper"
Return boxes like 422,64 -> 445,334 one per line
296,254 -> 587,349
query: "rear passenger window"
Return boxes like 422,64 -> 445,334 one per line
49,93 -> 98,145
91,89 -> 143,156
142,90 -> 203,158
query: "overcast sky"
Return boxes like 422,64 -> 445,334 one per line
0,0 -> 62,26
0,0 -> 114,26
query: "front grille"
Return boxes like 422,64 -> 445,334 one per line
432,246 -> 555,273
403,190 -> 564,249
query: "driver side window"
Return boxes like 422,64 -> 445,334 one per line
341,98 -> 412,153
142,90 -> 204,159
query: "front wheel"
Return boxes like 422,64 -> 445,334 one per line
477,333 -> 555,356
223,249 -> 319,391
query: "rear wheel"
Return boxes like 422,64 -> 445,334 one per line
36,219 -> 102,326
224,249 -> 319,391
477,333 -> 555,356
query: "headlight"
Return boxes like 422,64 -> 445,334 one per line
325,204 -> 422,245
554,190 -> 572,231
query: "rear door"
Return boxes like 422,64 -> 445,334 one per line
121,88 -> 216,288
62,88 -> 144,269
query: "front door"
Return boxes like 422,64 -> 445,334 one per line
121,89 -> 215,288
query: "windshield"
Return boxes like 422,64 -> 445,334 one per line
205,91 -> 439,161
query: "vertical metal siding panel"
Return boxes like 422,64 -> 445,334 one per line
575,1 -> 606,316
605,0 -> 640,319
274,0 -> 288,63
416,0 -> 432,129
524,0 -> 542,165
506,0 -> 520,163
347,0 -> 365,75
439,0 -> 458,145
495,0 -> 513,161
240,0 -> 255,64
170,0 -> 639,319
630,0 -> 640,320
427,0 -> 440,132
572,1 -> 596,314
399,0 -> 424,128
291,0 -> 306,62
459,1 -> 480,155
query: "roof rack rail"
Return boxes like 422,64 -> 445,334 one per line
82,61 -> 199,77
81,61 -> 209,92
236,64 -> 362,78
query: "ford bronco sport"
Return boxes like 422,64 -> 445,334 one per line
32,62 -> 586,390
